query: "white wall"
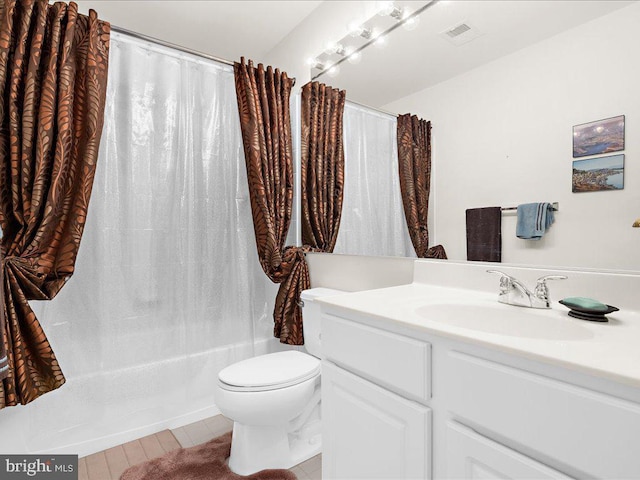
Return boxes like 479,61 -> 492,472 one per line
385,2 -> 640,271
307,252 -> 415,292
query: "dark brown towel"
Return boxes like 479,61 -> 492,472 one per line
466,207 -> 502,262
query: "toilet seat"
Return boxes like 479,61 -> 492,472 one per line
218,351 -> 320,392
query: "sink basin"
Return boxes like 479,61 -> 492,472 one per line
415,303 -> 595,341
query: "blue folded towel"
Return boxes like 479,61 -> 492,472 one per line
516,203 -> 554,240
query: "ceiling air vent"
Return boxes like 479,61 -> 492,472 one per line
440,21 -> 483,46
446,23 -> 471,38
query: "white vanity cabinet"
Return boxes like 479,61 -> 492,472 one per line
442,350 -> 640,479
320,309 -> 640,480
322,313 -> 432,479
322,362 -> 431,479
445,421 -> 572,480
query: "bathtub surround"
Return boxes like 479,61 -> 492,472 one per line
397,114 -> 446,259
0,0 -> 110,408
120,432 -> 296,480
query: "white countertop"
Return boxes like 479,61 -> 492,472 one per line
318,283 -> 640,388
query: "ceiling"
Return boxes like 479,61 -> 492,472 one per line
75,1 -> 635,107
74,1 -> 323,63
315,0 -> 634,106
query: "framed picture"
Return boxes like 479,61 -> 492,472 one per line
573,115 -> 624,158
572,154 -> 624,193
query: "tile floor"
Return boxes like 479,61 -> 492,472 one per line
80,415 -> 321,480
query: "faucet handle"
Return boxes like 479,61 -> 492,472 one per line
536,274 -> 568,284
487,269 -> 512,278
487,270 -> 514,293
534,275 -> 567,299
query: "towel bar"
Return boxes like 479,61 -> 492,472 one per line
501,202 -> 559,212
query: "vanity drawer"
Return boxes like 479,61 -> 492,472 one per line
446,421 -> 572,479
322,313 -> 431,403
445,351 -> 640,478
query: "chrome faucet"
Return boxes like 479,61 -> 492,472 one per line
487,270 -> 567,309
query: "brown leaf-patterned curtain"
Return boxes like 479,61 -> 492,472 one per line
271,81 -> 345,345
233,58 -> 306,344
301,81 -> 346,252
0,248 -> 6,381
0,0 -> 110,407
397,114 -> 447,259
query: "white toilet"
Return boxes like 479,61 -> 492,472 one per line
215,287 -> 345,475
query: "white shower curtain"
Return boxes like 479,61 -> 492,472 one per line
334,103 -> 415,257
0,32 -> 275,456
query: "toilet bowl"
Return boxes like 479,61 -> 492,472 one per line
214,287 -> 345,476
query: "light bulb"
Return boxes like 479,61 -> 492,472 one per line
327,65 -> 340,77
389,6 -> 404,20
347,51 -> 362,64
345,47 -> 362,64
349,22 -> 373,39
348,21 -> 363,37
402,14 -> 420,31
324,41 -> 338,55
306,57 -> 324,69
377,1 -> 395,16
374,34 -> 386,47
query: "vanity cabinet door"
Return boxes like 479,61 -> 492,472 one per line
446,422 -> 572,479
322,361 -> 431,480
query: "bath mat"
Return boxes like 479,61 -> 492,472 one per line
120,431 -> 297,480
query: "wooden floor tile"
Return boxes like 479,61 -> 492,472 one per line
204,415 -> 234,437
78,457 -> 89,480
170,426 -> 194,448
121,439 -> 147,467
182,419 -> 215,446
138,434 -> 165,460
103,445 -> 129,479
156,429 -> 181,452
85,452 -> 110,480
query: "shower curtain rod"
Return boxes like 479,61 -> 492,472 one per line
346,98 -> 399,118
111,24 -> 296,86
111,25 -> 235,67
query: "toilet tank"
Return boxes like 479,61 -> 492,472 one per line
300,288 -> 347,358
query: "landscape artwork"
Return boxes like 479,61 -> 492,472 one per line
573,115 -> 625,158
572,154 -> 624,193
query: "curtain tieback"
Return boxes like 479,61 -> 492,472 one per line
2,256 -> 52,301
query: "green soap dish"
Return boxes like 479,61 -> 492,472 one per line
559,297 -> 619,322
560,297 -> 609,312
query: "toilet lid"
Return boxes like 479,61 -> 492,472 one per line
218,351 -> 320,392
